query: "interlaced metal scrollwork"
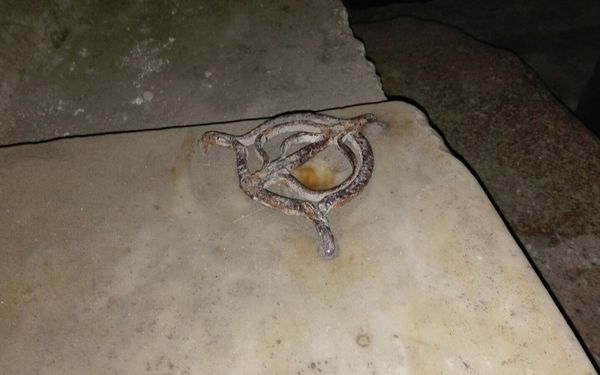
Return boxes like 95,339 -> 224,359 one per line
201,112 -> 378,259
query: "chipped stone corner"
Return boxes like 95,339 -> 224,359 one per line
336,2 -> 386,100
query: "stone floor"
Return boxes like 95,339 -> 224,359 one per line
348,6 -> 600,366
1,0 -> 598,371
1,101 -> 594,374
347,0 -> 600,115
0,0 -> 384,145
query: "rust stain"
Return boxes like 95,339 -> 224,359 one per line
292,164 -> 337,191
171,135 -> 197,180
281,233 -> 377,293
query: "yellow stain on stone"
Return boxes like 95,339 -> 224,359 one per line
293,163 -> 337,190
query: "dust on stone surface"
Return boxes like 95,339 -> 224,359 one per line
0,0 -> 384,145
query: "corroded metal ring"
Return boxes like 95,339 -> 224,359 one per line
201,112 -> 377,259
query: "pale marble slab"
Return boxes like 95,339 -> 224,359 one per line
0,102 -> 595,374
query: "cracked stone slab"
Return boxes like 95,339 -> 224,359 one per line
0,102 -> 594,374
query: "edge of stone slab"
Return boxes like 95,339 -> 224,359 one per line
356,102 -> 596,371
357,103 -> 597,371
0,100 -> 427,148
337,4 -> 386,98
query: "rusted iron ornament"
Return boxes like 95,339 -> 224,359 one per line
201,112 -> 378,259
